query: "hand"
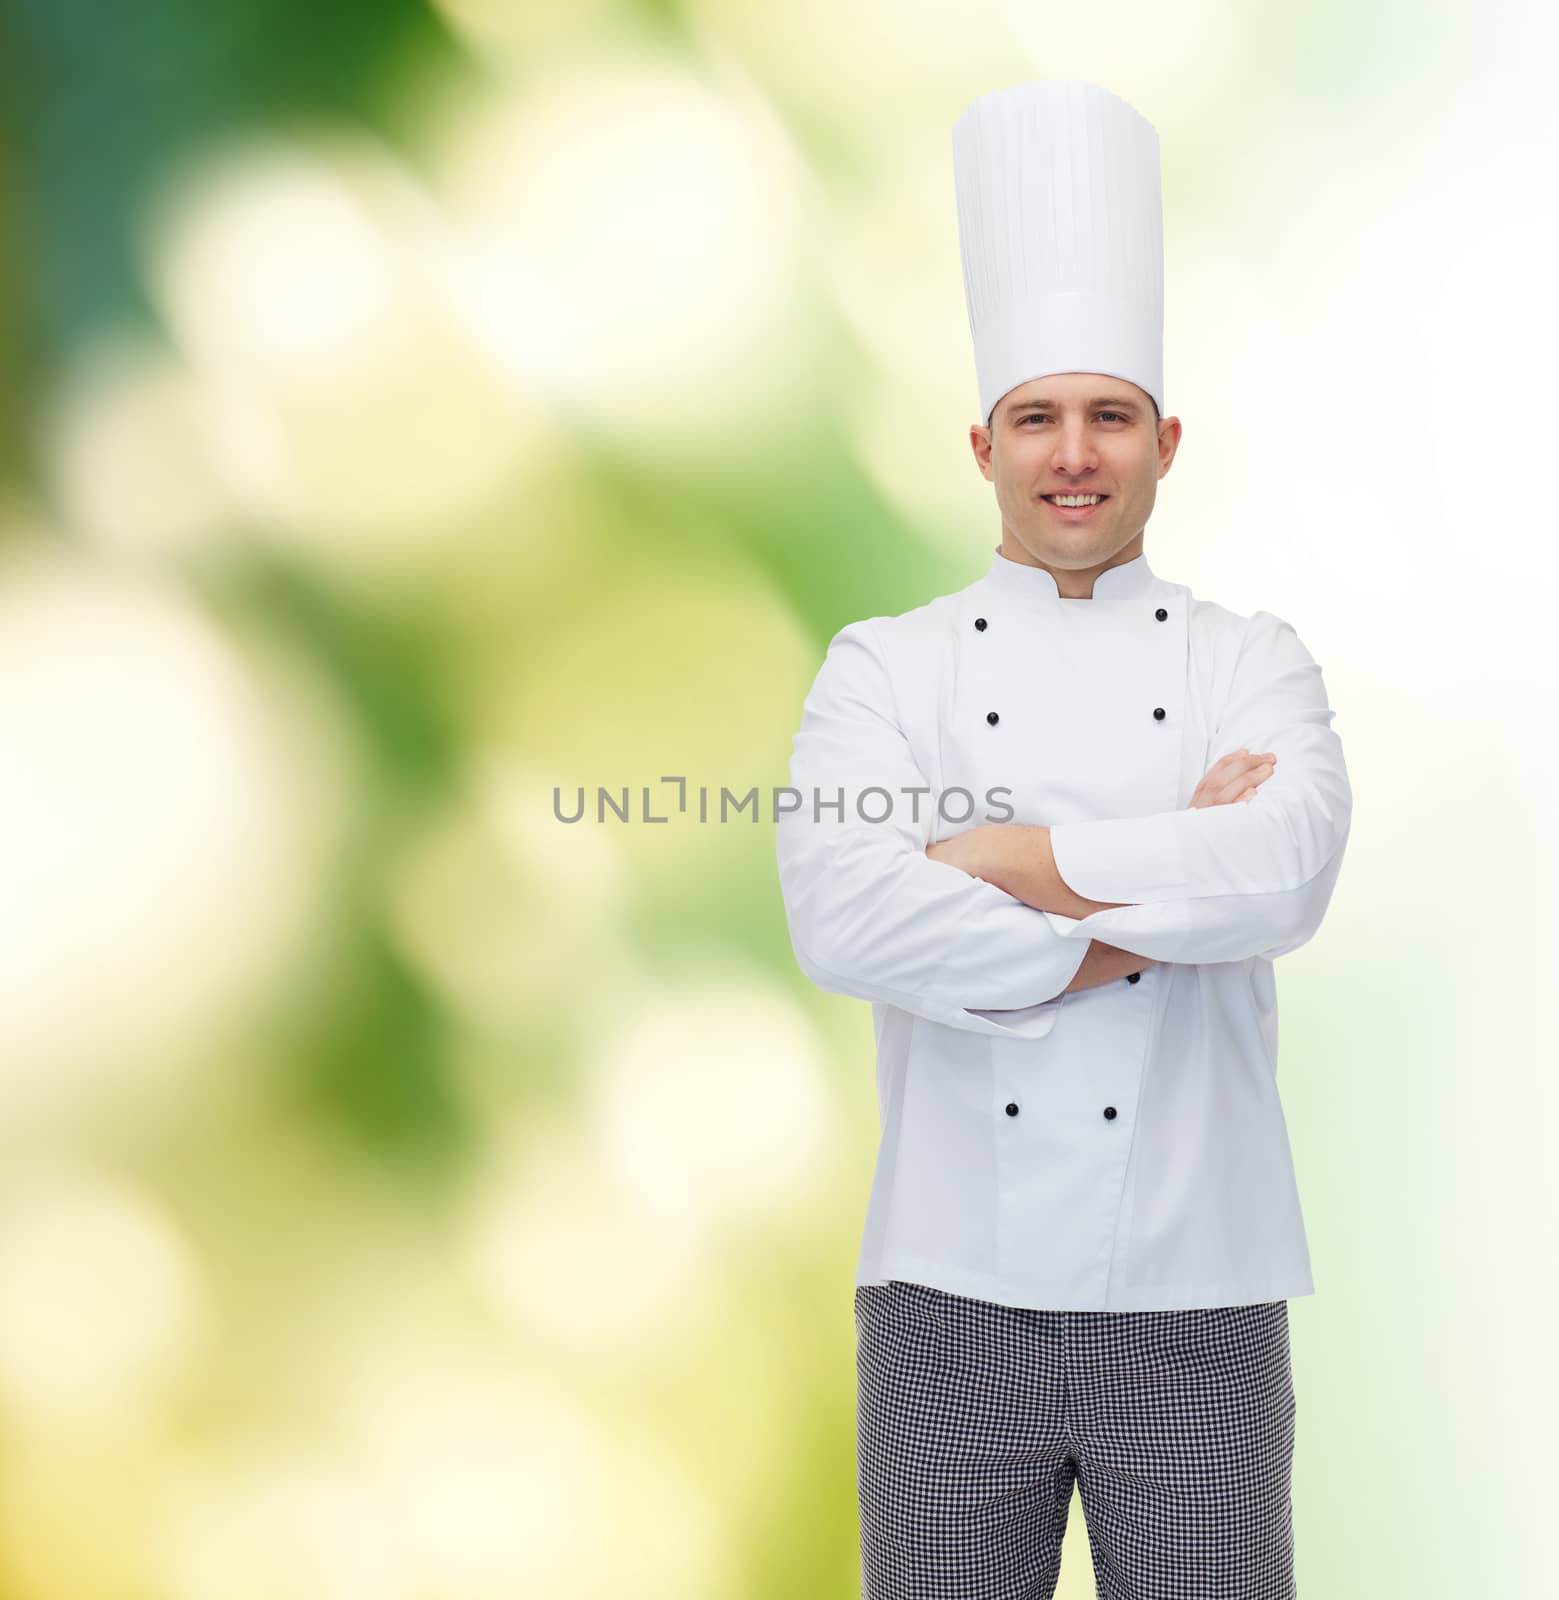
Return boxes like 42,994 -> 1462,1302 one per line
1190,747 -> 1277,809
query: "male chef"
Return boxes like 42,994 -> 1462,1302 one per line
774,80 -> 1351,1600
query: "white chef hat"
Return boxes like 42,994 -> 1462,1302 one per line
952,79 -> 1164,429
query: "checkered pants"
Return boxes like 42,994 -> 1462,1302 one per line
854,1280 -> 1297,1599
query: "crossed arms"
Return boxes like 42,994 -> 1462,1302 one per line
774,610 -> 1352,1039
924,747 -> 1281,992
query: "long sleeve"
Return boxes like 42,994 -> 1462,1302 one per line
1045,609 -> 1352,964
776,618 -> 1091,1039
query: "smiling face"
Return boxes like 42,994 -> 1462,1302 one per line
969,371 -> 1182,597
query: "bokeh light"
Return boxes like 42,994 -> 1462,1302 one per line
0,548 -> 356,1119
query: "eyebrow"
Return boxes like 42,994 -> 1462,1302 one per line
1004,395 -> 1142,419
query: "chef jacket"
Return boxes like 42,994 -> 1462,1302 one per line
775,545 -> 1352,1311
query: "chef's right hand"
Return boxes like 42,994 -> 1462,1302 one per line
1189,747 -> 1276,809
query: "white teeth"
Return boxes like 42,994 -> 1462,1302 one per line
1046,494 -> 1102,506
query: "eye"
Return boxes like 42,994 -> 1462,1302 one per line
1017,412 -> 1129,425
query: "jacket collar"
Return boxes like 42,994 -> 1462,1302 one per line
983,545 -> 1157,605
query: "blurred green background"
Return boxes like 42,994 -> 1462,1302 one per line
0,0 -> 1551,1595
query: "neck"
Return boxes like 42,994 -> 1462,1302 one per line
997,531 -> 1147,600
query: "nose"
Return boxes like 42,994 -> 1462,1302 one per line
1050,419 -> 1097,476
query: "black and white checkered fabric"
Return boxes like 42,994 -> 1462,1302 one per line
854,1280 -> 1296,1598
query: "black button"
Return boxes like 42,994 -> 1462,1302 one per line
986,711 -> 1000,725
1152,706 -> 1166,721
1155,607 -> 1167,621
1103,1105 -> 1118,1120
1005,1102 -> 1019,1117
975,617 -> 988,631
1126,971 -> 1140,984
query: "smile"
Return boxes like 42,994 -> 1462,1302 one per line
1041,494 -> 1109,517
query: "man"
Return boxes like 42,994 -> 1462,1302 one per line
774,81 -> 1351,1599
